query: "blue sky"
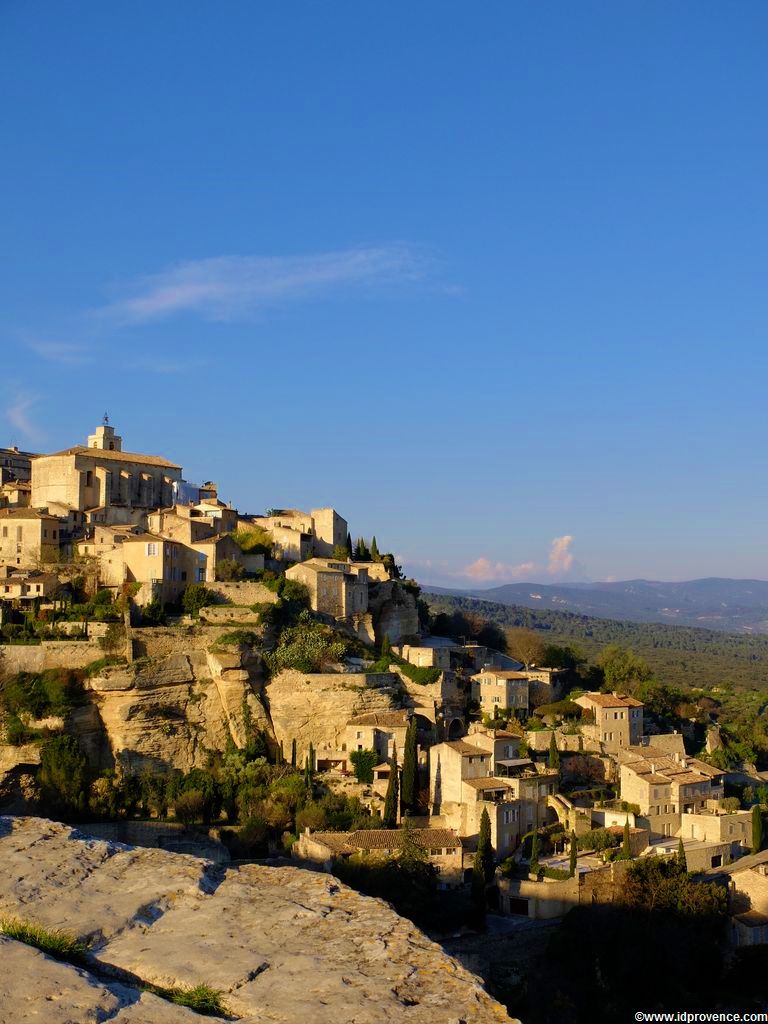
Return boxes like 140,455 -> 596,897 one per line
3,2 -> 768,586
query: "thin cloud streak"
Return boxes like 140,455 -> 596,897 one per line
6,391 -> 43,443
98,245 -> 431,325
26,340 -> 92,365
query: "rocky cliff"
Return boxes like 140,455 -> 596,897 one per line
0,816 -> 514,1023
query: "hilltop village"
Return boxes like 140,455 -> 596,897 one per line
1,422 -> 766,966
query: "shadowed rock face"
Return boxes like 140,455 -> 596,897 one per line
0,817 -> 514,1024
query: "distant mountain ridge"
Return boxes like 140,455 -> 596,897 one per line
424,577 -> 768,634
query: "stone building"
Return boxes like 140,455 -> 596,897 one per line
705,850 -> 768,947
0,508 -> 61,566
344,709 -> 411,766
429,726 -> 557,859
31,421 -> 182,517
618,744 -> 725,837
471,668 -> 530,718
574,691 -> 644,752
293,827 -> 464,887
0,566 -> 61,613
0,446 -> 36,484
248,507 -> 348,561
285,558 -> 369,618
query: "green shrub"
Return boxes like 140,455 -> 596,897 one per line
181,584 -> 215,616
0,917 -> 87,964
266,612 -> 350,673
534,700 -> 583,719
5,714 -> 38,746
542,866 -> 572,880
232,526 -> 273,555
84,656 -> 127,677
397,662 -> 441,686
350,749 -> 378,784
38,735 -> 89,819
213,630 -> 260,648
1,669 -> 86,719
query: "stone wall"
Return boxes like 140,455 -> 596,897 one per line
204,580 -> 279,605
0,639 -> 104,676
199,606 -> 261,625
129,625 -> 231,661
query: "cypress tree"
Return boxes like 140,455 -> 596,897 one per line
382,742 -> 399,827
401,718 -> 418,815
278,739 -> 284,765
308,742 -> 315,773
291,738 -> 297,768
677,836 -> 687,872
370,536 -> 380,561
569,830 -> 577,877
472,808 -> 494,909
622,818 -> 632,859
380,633 -> 392,660
752,804 -> 763,854
530,829 -> 540,876
548,732 -> 560,771
346,532 -> 353,558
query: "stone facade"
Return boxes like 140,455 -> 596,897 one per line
471,669 -> 530,717
574,691 -> 644,752
0,508 -> 61,566
619,743 -> 725,837
31,422 -> 182,515
429,726 -> 557,858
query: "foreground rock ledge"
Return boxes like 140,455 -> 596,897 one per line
0,817 -> 514,1023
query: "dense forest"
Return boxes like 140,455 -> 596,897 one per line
424,592 -> 768,693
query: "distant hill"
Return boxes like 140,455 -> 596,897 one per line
422,591 -> 768,692
425,578 -> 768,634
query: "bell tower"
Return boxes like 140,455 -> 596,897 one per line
87,413 -> 123,452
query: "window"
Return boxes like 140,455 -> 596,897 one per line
146,543 -> 158,556
1,527 -> 6,538
85,471 -> 93,487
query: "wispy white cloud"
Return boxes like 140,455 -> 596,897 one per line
5,391 -> 44,443
26,340 -> 91,365
97,245 -> 430,325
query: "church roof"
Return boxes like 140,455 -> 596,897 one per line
43,446 -> 181,469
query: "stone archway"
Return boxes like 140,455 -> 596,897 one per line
447,717 -> 464,740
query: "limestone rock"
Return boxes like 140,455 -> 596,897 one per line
0,817 -> 513,1023
265,669 -> 402,760
0,936 -> 216,1023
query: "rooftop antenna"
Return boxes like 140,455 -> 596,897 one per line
103,412 -> 109,426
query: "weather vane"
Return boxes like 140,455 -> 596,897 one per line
103,411 -> 109,426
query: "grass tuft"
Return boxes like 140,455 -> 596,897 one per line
146,982 -> 229,1017
0,916 -> 88,964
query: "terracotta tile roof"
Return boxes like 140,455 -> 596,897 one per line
310,828 -> 461,853
348,711 -> 410,728
0,508 -> 58,520
462,777 -> 515,791
578,692 -> 643,708
44,446 -> 181,469
473,670 -> 529,680
443,740 -> 490,757
622,747 -> 722,786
